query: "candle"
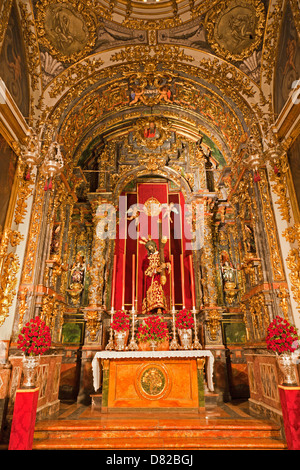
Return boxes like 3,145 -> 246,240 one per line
171,255 -> 175,309
132,254 -> 135,309
122,253 -> 126,310
180,254 -> 185,308
111,255 -> 117,309
189,255 -> 196,309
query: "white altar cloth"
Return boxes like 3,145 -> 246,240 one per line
92,350 -> 214,392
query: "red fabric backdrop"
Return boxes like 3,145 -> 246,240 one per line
112,182 -> 194,312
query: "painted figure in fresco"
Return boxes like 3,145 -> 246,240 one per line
141,239 -> 170,315
283,38 -> 297,75
144,121 -> 159,139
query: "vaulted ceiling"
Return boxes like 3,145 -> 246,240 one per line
2,0 -> 295,193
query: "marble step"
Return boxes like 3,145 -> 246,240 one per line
32,435 -> 287,450
33,417 -> 286,450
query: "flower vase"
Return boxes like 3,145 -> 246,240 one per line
114,331 -> 128,351
149,340 -> 157,351
178,328 -> 193,349
22,355 -> 40,389
156,339 -> 169,351
277,352 -> 298,386
138,341 -> 151,351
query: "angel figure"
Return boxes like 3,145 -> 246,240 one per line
161,202 -> 179,223
127,204 -> 143,226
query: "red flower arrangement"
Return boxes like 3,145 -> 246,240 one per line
17,316 -> 51,356
137,316 -> 169,343
110,310 -> 130,332
266,316 -> 299,354
175,309 -> 194,329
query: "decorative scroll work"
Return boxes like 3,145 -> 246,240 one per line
0,228 -> 24,326
21,178 -> 46,284
258,168 -> 285,281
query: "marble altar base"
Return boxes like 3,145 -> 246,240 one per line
92,351 -> 214,413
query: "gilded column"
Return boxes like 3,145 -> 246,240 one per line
83,196 -> 114,344
201,197 -> 223,346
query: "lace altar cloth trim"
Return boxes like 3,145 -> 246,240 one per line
92,350 -> 214,392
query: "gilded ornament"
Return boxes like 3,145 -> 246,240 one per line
258,169 -> 285,281
111,45 -> 194,66
268,154 -> 291,223
205,0 -> 266,62
206,309 -> 222,341
84,309 -> 102,342
286,249 -> 300,313
41,294 -> 56,328
18,289 -> 28,329
0,252 -> 20,327
277,285 -> 289,321
21,178 -> 46,284
18,1 -> 41,93
140,367 -> 166,397
247,292 -> 270,340
141,154 -> 167,171
261,0 -> 284,84
132,117 -> 172,149
14,164 -> 34,226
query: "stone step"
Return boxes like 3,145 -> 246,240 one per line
32,435 -> 287,450
32,416 -> 286,450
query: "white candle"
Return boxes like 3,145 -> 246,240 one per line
189,255 -> 196,309
180,254 -> 185,308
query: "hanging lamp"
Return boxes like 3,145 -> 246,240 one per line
42,141 -> 64,191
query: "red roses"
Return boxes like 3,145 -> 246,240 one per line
137,316 -> 168,343
266,316 -> 299,354
17,316 -> 51,356
175,309 -> 194,329
110,310 -> 130,332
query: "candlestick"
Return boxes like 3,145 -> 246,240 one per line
171,255 -> 175,309
127,308 -> 138,350
170,307 -> 180,350
111,255 -> 117,310
189,255 -> 196,310
180,254 -> 185,309
132,254 -> 135,309
105,309 -> 115,350
192,311 -> 202,350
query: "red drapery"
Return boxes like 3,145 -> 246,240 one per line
112,182 -> 195,312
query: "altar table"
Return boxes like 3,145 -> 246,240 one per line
92,350 -> 214,412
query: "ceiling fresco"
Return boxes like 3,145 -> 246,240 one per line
1,0 -> 296,195
32,0 -> 269,85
